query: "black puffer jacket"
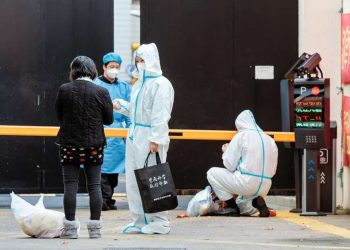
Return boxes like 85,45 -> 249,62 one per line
55,80 -> 113,147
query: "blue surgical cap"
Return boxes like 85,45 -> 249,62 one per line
103,52 -> 122,65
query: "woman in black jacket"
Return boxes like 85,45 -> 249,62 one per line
55,56 -> 113,239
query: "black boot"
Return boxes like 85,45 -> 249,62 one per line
107,199 -> 117,210
102,199 -> 117,211
102,200 -> 110,211
252,196 -> 270,217
225,198 -> 240,217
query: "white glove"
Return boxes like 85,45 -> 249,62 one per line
112,100 -> 121,110
222,143 -> 229,153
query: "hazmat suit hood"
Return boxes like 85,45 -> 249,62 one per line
135,43 -> 162,76
235,110 -> 263,132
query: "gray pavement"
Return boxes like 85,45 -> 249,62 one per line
0,173 -> 295,211
1,194 -> 350,250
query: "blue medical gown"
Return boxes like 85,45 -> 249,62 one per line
94,77 -> 131,174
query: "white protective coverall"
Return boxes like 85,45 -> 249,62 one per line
207,110 -> 278,215
115,43 -> 174,234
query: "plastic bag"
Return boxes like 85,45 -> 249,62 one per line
186,186 -> 219,217
10,192 -> 65,238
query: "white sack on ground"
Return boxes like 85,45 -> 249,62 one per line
186,186 -> 219,217
10,192 -> 64,238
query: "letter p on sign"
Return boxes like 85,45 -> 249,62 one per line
300,86 -> 307,95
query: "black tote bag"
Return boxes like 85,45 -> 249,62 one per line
134,152 -> 178,213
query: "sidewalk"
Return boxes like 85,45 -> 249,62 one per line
0,193 -> 296,211
0,172 -> 295,210
1,195 -> 350,250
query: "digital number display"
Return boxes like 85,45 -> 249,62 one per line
294,86 -> 324,128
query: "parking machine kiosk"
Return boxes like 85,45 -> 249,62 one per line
281,77 -> 330,216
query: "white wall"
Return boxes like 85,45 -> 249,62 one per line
299,0 -> 345,209
131,3 -> 140,45
345,0 -> 350,14
343,0 -> 350,210
113,0 -> 140,82
114,0 -> 132,81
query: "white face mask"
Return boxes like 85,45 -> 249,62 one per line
105,68 -> 119,79
137,62 -> 146,72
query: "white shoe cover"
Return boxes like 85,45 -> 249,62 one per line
122,224 -> 142,234
141,223 -> 170,235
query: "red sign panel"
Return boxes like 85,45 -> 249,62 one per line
342,14 -> 350,84
342,95 -> 350,167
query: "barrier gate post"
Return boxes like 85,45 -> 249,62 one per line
291,122 -> 337,214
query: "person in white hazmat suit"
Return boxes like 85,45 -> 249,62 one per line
113,43 -> 174,234
207,110 -> 278,217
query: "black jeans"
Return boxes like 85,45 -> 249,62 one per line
62,164 -> 102,221
101,173 -> 119,204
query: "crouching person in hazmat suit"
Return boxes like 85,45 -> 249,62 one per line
207,110 -> 278,217
113,43 -> 174,234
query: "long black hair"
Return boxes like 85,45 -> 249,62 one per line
69,56 -> 98,81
